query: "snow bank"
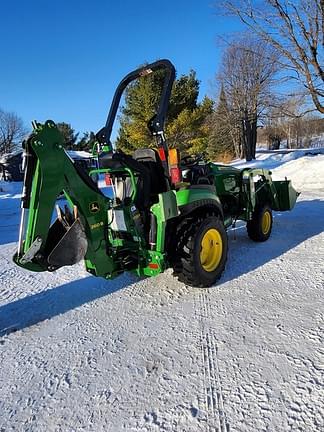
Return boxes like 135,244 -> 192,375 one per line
230,148 -> 324,194
272,154 -> 324,193
231,147 -> 324,171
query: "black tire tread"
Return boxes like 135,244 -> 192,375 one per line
172,215 -> 228,288
246,204 -> 273,242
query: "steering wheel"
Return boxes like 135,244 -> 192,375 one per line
181,153 -> 204,167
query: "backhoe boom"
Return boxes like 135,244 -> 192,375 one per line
14,120 -> 114,277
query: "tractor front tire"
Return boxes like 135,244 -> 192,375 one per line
173,216 -> 228,288
246,204 -> 273,242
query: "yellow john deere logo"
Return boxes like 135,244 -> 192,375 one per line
89,202 -> 100,213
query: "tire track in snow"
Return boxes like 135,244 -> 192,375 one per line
0,264 -> 46,305
128,279 -> 145,298
196,290 -> 229,432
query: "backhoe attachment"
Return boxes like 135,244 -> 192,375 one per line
13,120 -> 112,276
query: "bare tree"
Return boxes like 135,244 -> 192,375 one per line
261,113 -> 286,150
0,109 -> 27,155
259,94 -> 324,148
219,0 -> 324,114
218,35 -> 279,160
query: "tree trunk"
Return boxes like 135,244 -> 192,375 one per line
230,123 -> 242,159
242,114 -> 253,162
251,116 -> 257,159
287,124 -> 291,149
241,120 -> 247,159
274,137 -> 281,150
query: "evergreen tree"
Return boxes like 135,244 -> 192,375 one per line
56,122 -> 79,149
116,65 -> 207,155
168,71 -> 200,120
116,68 -> 167,151
77,131 -> 96,152
56,123 -> 96,152
167,96 -> 213,154
207,86 -> 235,160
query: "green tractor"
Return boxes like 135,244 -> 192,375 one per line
13,60 -> 298,287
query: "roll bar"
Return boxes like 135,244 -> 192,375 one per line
96,59 -> 176,149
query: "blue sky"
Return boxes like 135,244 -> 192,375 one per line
0,0 -> 238,135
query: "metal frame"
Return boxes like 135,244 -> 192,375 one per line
96,59 -> 176,153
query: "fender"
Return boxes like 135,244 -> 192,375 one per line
176,186 -> 224,220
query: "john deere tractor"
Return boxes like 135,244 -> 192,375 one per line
13,60 -> 298,287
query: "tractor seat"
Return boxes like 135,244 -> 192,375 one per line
99,152 -> 125,170
99,151 -> 144,173
133,148 -> 168,199
99,151 -> 151,209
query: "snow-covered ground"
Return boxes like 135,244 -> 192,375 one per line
0,151 -> 323,431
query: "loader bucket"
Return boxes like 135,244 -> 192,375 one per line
272,180 -> 299,211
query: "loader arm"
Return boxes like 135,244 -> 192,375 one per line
14,120 -> 115,277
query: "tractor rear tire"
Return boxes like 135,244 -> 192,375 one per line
246,204 -> 273,242
173,216 -> 228,288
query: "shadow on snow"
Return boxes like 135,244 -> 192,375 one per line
222,198 -> 324,283
0,273 -> 137,337
0,198 -> 323,337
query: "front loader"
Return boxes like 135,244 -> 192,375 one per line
13,59 -> 299,287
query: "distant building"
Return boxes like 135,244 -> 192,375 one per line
0,149 -> 93,182
0,150 -> 24,181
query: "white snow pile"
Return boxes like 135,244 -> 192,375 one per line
0,150 -> 323,431
231,147 -> 324,194
273,154 -> 324,193
231,146 -> 324,169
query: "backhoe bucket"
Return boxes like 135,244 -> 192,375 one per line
16,201 -> 88,271
45,217 -> 88,269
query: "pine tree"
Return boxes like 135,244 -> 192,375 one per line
77,131 -> 96,152
167,96 -> 213,155
168,71 -> 199,120
116,65 -> 208,155
207,86 -> 235,160
56,123 -> 79,149
56,123 -> 96,152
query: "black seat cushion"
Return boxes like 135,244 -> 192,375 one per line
99,151 -> 149,173
99,152 -> 125,170
133,148 -> 168,197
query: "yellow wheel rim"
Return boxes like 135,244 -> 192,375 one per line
200,228 -> 223,272
261,211 -> 271,235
